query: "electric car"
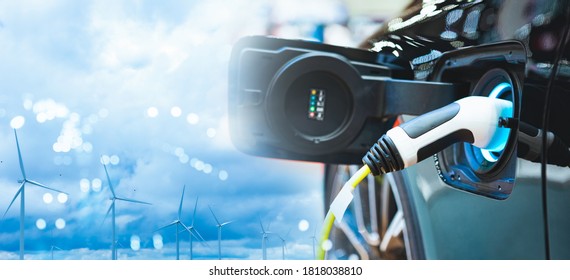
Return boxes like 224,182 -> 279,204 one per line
228,0 -> 570,259
323,0 -> 570,260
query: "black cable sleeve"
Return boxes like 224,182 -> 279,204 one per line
540,1 -> 570,260
362,135 -> 404,176
517,121 -> 570,167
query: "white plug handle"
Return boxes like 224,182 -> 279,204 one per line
363,96 -> 513,175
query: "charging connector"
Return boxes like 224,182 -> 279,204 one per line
320,96 -> 513,259
363,96 -> 513,176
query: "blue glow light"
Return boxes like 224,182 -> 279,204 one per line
481,82 -> 513,162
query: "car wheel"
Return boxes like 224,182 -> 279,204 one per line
323,164 -> 425,259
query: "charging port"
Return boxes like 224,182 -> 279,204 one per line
464,69 -> 515,174
428,41 -> 525,199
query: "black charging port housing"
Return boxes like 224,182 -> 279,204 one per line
429,41 -> 526,200
228,36 -> 466,164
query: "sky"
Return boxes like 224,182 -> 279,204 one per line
0,0 -> 369,260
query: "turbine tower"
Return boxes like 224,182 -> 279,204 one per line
156,185 -> 189,260
183,196 -> 206,260
49,229 -> 62,260
259,217 -> 272,260
310,226 -> 318,260
277,229 -> 291,260
103,162 -> 151,260
3,129 -> 68,260
50,244 -> 63,260
209,205 -> 232,260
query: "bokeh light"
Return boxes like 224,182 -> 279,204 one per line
57,193 -> 68,204
147,107 -> 159,118
153,234 -> 164,250
186,113 -> 199,125
10,116 -> 25,129
206,128 -> 217,138
100,155 -> 110,165
322,239 -> 333,251
55,218 -> 66,230
130,235 -> 141,251
110,155 -> 120,165
203,164 -> 213,174
348,254 -> 359,260
170,106 -> 182,117
218,170 -> 228,181
80,178 -> 90,193
43,193 -> 54,204
36,219 -> 47,230
92,178 -> 102,192
298,219 -> 310,232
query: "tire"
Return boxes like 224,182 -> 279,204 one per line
323,164 -> 425,260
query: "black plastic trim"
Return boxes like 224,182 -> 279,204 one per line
399,103 -> 460,139
417,129 -> 474,163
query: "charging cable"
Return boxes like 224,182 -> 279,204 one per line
318,96 -> 512,259
317,165 -> 370,260
516,120 -> 570,168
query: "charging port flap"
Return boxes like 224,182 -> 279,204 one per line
429,41 -> 526,200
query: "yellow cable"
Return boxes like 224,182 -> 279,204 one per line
317,165 -> 371,260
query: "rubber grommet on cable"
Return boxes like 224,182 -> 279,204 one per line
362,135 -> 404,176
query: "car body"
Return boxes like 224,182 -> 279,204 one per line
334,0 -> 570,259
228,0 -> 570,260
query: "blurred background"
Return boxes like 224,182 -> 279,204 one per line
0,0 -> 411,259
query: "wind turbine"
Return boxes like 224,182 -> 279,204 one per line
155,185 -> 200,260
50,245 -> 62,260
259,217 -> 272,260
277,229 -> 291,260
114,240 -> 127,259
310,226 -> 318,260
182,196 -> 206,260
155,185 -> 185,260
102,162 -> 151,260
49,229 -> 62,260
3,129 -> 68,260
209,205 -> 232,260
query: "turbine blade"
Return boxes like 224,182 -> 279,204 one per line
102,201 -> 114,225
102,163 -> 116,198
178,185 -> 186,219
115,197 -> 152,205
208,205 -> 220,226
181,222 -> 209,247
259,217 -> 266,233
26,179 -> 67,194
14,129 -> 27,180
155,221 -> 178,232
179,221 -> 190,232
191,196 -> 199,227
180,222 -> 199,239
285,228 -> 292,239
191,228 -> 207,243
3,183 -> 24,218
192,228 -> 211,248
220,220 -> 233,227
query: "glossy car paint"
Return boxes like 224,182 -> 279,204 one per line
363,0 -> 570,259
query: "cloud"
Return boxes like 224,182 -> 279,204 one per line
0,0 -> 331,260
